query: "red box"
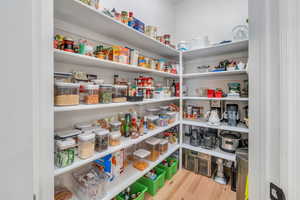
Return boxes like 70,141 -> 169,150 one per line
207,89 -> 215,98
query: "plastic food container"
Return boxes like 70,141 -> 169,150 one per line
54,82 -> 80,106
94,128 -> 109,152
84,85 -> 99,104
147,115 -> 159,130
78,133 -> 95,159
157,115 -> 169,127
99,84 -> 113,104
55,138 -> 76,168
112,85 -> 128,103
110,131 -> 121,146
159,139 -> 169,154
166,112 -> 177,124
147,108 -> 160,116
133,149 -> 150,171
75,122 -> 93,131
55,129 -> 81,141
145,138 -> 161,162
110,121 -> 121,132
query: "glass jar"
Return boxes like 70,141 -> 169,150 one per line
110,121 -> 121,132
94,128 -> 109,152
84,85 -> 99,104
146,115 -> 159,130
110,131 -> 121,146
54,82 -> 80,106
166,112 -> 177,124
133,149 -> 150,171
159,139 -> 169,154
145,137 -> 160,162
112,85 -> 128,103
99,84 -> 113,104
78,133 -> 95,159
55,138 -> 76,168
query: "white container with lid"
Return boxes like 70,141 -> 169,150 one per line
133,149 -> 151,159
159,139 -> 169,154
94,128 -> 110,152
55,138 -> 77,168
56,138 -> 76,150
166,112 -> 177,124
110,131 -> 121,146
55,129 -> 81,139
78,133 -> 95,159
145,137 -> 161,161
133,149 -> 151,171
75,122 -> 93,130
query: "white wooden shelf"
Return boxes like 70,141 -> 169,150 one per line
54,0 -> 179,58
182,40 -> 248,60
54,121 -> 180,176
54,50 -> 179,78
54,97 -> 180,112
182,120 -> 249,133
183,96 -> 249,101
182,143 -> 236,161
102,144 -> 179,200
182,70 -> 247,79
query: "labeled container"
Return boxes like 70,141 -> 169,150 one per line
147,115 -> 159,130
138,167 -> 166,196
157,157 -> 178,180
110,131 -> 121,146
145,137 -> 161,162
116,182 -> 148,200
159,139 -> 169,154
78,133 -> 95,159
133,149 -> 150,171
54,82 -> 80,106
55,138 -> 76,168
99,84 -> 113,104
112,85 -> 128,103
94,128 -> 109,152
84,85 -> 99,104
166,112 -> 177,124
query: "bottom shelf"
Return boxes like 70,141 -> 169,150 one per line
181,143 -> 236,162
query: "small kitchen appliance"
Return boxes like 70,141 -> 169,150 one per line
219,131 -> 241,153
223,104 -> 239,127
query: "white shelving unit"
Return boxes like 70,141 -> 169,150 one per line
182,70 -> 247,79
183,96 -> 249,101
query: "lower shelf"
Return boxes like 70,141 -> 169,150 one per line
181,143 -> 236,162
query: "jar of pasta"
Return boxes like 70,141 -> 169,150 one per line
99,84 -> 113,104
78,133 -> 95,159
54,82 -> 80,106
84,84 -> 99,104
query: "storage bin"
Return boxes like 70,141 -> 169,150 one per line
78,132 -> 95,159
116,182 -> 148,200
157,157 -> 178,180
94,128 -> 109,152
133,149 -> 150,171
54,82 -> 80,106
157,115 -> 169,127
99,84 -> 113,104
144,137 -> 161,162
112,85 -> 128,103
138,167 -> 166,196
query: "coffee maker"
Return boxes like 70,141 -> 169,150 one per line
223,104 -> 239,126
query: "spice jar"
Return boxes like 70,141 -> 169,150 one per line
54,82 -> 80,106
145,137 -> 161,162
84,85 -> 99,104
166,112 -> 177,124
112,85 -> 128,103
147,115 -> 159,130
133,149 -> 150,171
55,138 -> 76,168
78,133 -> 95,159
99,84 -> 113,104
110,131 -> 121,146
159,139 -> 169,154
94,128 -> 109,152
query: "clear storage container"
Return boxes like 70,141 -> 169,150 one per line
147,108 -> 160,116
159,139 -> 169,154
55,129 -> 81,141
157,115 -> 169,127
94,128 -> 109,152
145,137 -> 161,162
55,138 -> 76,168
112,85 -> 128,103
54,82 -> 80,106
133,149 -> 151,171
75,122 -> 93,131
99,84 -> 113,104
78,133 -> 95,159
147,115 -> 159,130
110,131 -> 121,146
84,85 -> 99,104
110,121 -> 121,132
166,112 -> 177,124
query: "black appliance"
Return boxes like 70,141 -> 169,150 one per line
190,128 -> 200,146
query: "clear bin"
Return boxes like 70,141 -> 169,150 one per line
157,115 -> 169,127
110,121 -> 121,132
159,139 -> 169,154
99,84 -> 113,104
54,82 -> 80,106
84,84 -> 99,104
147,115 -> 159,130
94,128 -> 109,152
166,112 -> 177,124
112,85 -> 128,103
110,131 -> 121,146
145,138 -> 161,162
78,133 -> 95,159
55,138 -> 76,168
133,149 -> 151,171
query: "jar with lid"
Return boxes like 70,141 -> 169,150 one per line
144,137 -> 161,162
166,112 -> 177,124
110,121 -> 121,132
110,131 -> 121,146
54,82 -> 80,106
112,85 -> 128,103
147,108 -> 160,116
146,115 -> 159,130
55,138 -> 77,168
133,149 -> 150,171
99,84 -> 113,104
78,133 -> 95,159
94,128 -> 109,152
84,85 -> 99,104
159,139 -> 169,154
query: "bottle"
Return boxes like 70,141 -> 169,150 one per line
124,113 -> 131,137
171,80 -> 176,97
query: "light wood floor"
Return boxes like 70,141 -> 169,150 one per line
145,169 -> 236,200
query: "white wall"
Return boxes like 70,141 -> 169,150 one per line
174,0 -> 248,44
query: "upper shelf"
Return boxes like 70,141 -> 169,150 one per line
182,70 -> 247,79
54,0 -> 180,59
182,40 -> 249,60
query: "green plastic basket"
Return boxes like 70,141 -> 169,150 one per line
138,167 -> 166,196
157,157 -> 178,180
116,182 -> 148,200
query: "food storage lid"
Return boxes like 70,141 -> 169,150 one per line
166,112 -> 177,117
113,85 -> 128,88
56,138 -> 76,149
110,131 -> 121,139
159,139 -> 168,145
147,115 -> 159,121
55,129 -> 81,139
145,137 -> 161,145
78,133 -> 95,141
55,82 -> 80,88
133,149 -> 151,158
92,79 -> 104,84
159,106 -> 169,110
110,121 -> 121,126
86,84 -> 99,90
147,108 -> 160,112
75,122 -> 93,130
94,128 -> 109,136
100,84 -> 113,87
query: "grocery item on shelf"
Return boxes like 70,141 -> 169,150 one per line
54,186 -> 73,200
145,25 -> 157,39
184,105 -> 204,120
227,82 -> 241,97
54,82 -> 80,106
84,84 -> 99,104
133,149 -> 150,171
78,132 -> 95,159
112,150 -> 125,177
94,128 -> 109,152
99,84 -> 113,104
110,131 -> 122,146
145,137 -> 161,162
159,139 -> 169,154
157,115 -> 169,127
110,121 -> 121,132
166,112 -> 177,124
112,85 -> 128,103
146,115 -> 159,130
55,138 -> 76,168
